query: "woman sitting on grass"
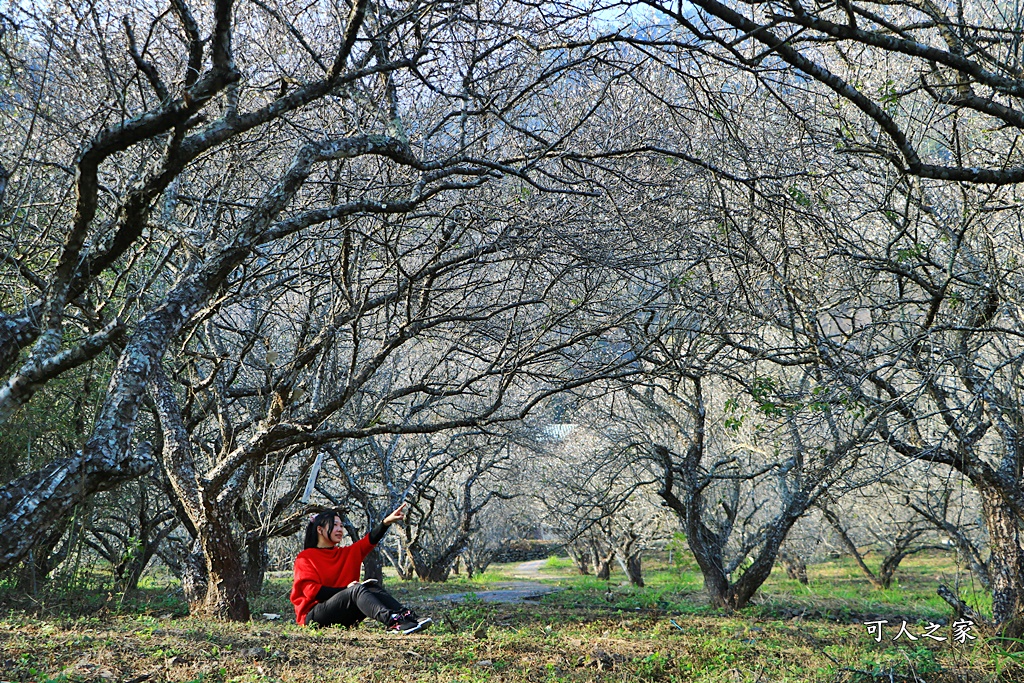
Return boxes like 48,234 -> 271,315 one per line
290,503 -> 431,634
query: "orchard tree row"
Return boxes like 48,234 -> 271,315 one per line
1,0 -> 1022,635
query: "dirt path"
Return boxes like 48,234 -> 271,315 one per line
426,560 -> 564,604
511,559 -> 562,580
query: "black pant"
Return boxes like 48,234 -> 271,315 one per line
306,583 -> 405,628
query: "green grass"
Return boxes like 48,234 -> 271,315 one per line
0,550 -> 1013,682
543,556 -> 576,571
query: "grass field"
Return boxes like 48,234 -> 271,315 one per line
1,551 -> 1019,682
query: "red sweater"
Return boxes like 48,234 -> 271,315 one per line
290,535 -> 375,624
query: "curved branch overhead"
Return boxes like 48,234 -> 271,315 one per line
1,0 -> 1022,631
640,0 -> 1024,184
0,0 -> 641,610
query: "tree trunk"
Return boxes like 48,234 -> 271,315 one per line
113,539 -> 144,593
363,548 -> 384,583
567,544 -> 592,575
380,544 -> 414,580
394,558 -> 414,580
624,553 -> 644,587
244,535 -> 269,596
878,549 -> 912,590
0,445 -> 153,571
151,370 -> 251,621
118,556 -> 147,593
414,557 -> 453,582
683,497 -> 801,609
820,507 -> 885,589
116,518 -> 177,593
181,549 -> 209,610
980,486 -> 1024,637
411,549 -> 455,582
911,503 -> 991,589
822,506 -> 924,590
728,512 -> 805,609
691,542 -> 731,608
409,536 -> 466,583
198,514 -> 250,621
0,247 -> 244,572
777,549 -> 808,585
681,495 -> 732,607
593,544 -> 614,581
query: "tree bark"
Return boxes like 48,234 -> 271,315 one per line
420,563 -> 452,582
114,509 -> 178,593
151,369 -> 250,620
777,549 -> 808,585
0,444 -> 153,571
244,534 -> 269,596
410,543 -> 462,582
362,548 -> 384,583
623,553 -> 644,587
181,549 -> 209,610
821,507 -> 885,589
878,546 -> 916,590
979,486 -> 1024,637
727,514 -> 801,609
567,543 -> 592,575
614,532 -> 645,587
199,512 -> 250,620
593,543 -> 614,581
911,502 -> 991,590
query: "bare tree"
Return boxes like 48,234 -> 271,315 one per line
817,492 -> 934,591
82,475 -> 179,592
461,497 -> 532,577
616,0 -> 1024,185
392,433 -> 518,582
907,487 -> 991,592
320,429 -> 521,582
681,136 -> 1024,632
533,416 -> 669,587
0,0 -> 631,620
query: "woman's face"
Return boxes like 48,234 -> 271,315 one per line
318,515 -> 345,546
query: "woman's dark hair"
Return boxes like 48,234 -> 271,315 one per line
304,510 -> 340,549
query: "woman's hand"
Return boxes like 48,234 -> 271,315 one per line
382,502 -> 407,525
